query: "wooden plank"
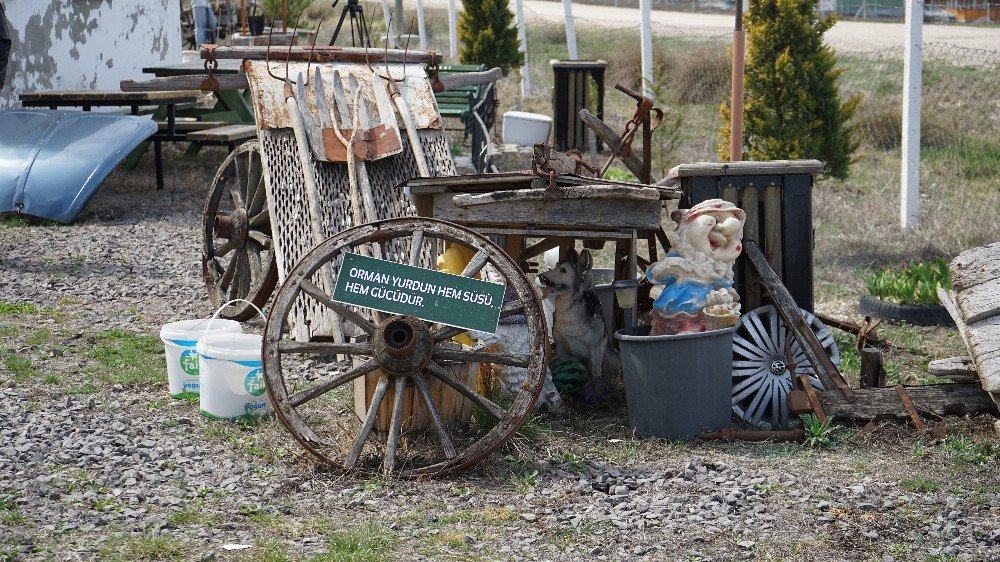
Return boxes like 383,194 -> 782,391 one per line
967,315 -> 1000,393
437,68 -> 501,91
956,278 -> 1000,324
201,44 -> 442,64
781,174 -> 814,312
818,383 -> 997,421
156,120 -> 227,132
20,90 -> 201,104
431,196 -> 661,231
187,124 -> 258,142
579,109 -> 647,181
740,185 -> 761,311
664,159 -> 824,184
763,184 -> 783,279
121,74 -> 249,92
928,356 -> 976,378
745,240 -> 854,400
950,241 -> 1000,291
860,347 -> 885,388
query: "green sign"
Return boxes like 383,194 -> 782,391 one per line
332,252 -> 505,333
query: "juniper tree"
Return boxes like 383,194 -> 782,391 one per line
719,0 -> 860,179
458,0 -> 524,75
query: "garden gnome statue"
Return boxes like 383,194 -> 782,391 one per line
646,199 -> 746,335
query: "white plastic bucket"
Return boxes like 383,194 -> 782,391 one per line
160,318 -> 242,399
502,111 -> 553,146
197,300 -> 270,421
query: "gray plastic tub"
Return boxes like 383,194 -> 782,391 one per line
615,325 -> 735,439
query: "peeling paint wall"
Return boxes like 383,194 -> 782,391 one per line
1,0 -> 181,109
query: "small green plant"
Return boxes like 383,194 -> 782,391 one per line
865,259 -> 952,305
261,0 -> 312,24
899,478 -> 938,492
943,436 -> 997,464
800,413 -> 840,447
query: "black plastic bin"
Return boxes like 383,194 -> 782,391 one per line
615,325 -> 735,440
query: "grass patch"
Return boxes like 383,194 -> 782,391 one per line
24,329 -> 52,345
99,535 -> 191,561
86,329 -> 165,387
0,301 -> 41,316
3,355 -> 35,381
899,478 -> 939,492
167,504 -> 217,527
309,522 -> 395,562
943,436 -> 998,465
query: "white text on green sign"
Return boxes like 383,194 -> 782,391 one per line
332,252 -> 505,333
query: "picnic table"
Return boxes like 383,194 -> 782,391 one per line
19,90 -> 201,190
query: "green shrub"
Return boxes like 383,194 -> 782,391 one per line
262,0 -> 312,24
865,259 -> 951,305
719,0 -> 860,179
458,0 -> 525,75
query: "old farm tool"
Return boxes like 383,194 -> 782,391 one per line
197,42 -> 552,477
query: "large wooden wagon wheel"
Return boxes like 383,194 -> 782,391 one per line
731,305 -> 840,427
263,217 -> 548,478
202,141 -> 278,321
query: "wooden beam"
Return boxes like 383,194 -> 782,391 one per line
579,108 -> 648,181
818,383 -> 996,422
121,75 -> 250,92
200,45 -> 443,65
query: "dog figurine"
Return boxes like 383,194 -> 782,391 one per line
538,249 -> 618,403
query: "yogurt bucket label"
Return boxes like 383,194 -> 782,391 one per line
244,368 -> 266,397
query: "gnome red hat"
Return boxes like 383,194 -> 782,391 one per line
670,198 -> 746,227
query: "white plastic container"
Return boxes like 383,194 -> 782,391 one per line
502,111 -> 553,146
197,332 -> 269,421
160,319 -> 242,399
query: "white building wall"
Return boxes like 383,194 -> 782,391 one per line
1,0 -> 181,109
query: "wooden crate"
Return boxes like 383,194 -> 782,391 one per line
665,160 -> 824,313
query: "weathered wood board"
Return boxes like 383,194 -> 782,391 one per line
957,278 -> 1000,324
950,241 -> 1000,291
819,383 -> 997,421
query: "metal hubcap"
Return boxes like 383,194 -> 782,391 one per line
769,358 -> 787,375
372,316 -> 433,376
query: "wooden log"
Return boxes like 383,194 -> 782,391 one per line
860,347 -> 885,388
121,75 -> 249,92
578,108 -> 647,181
818,383 -> 997,421
438,68 -> 502,91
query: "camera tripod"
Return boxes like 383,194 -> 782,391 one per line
328,0 -> 372,48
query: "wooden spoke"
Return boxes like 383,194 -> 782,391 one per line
499,298 -> 525,319
433,325 -> 468,343
289,358 -> 378,407
408,230 -> 425,267
460,249 -> 489,278
215,238 -> 239,258
300,279 -> 376,334
246,148 -> 262,204
413,372 -> 457,459
218,251 -> 239,291
230,165 -> 245,210
250,208 -> 270,229
383,377 -> 407,473
248,230 -> 271,248
346,376 -> 390,467
434,345 -> 530,368
425,360 -> 505,420
247,239 -> 263,277
248,176 -> 267,216
236,251 -> 252,297
278,341 -> 372,355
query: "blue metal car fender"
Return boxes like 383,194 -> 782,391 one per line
0,110 -> 157,223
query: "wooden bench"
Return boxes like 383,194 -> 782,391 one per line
187,124 -> 258,151
156,120 -> 227,133
432,64 -> 497,173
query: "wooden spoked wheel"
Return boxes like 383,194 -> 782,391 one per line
202,141 -> 278,321
263,218 -> 548,478
731,305 -> 840,427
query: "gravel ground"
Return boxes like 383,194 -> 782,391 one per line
1,148 -> 998,561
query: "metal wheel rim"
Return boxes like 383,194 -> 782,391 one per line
262,217 -> 548,478
202,140 -> 278,321
731,305 -> 840,427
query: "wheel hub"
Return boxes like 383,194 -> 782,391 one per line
769,358 -> 787,375
372,316 -> 433,376
229,209 -> 249,243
